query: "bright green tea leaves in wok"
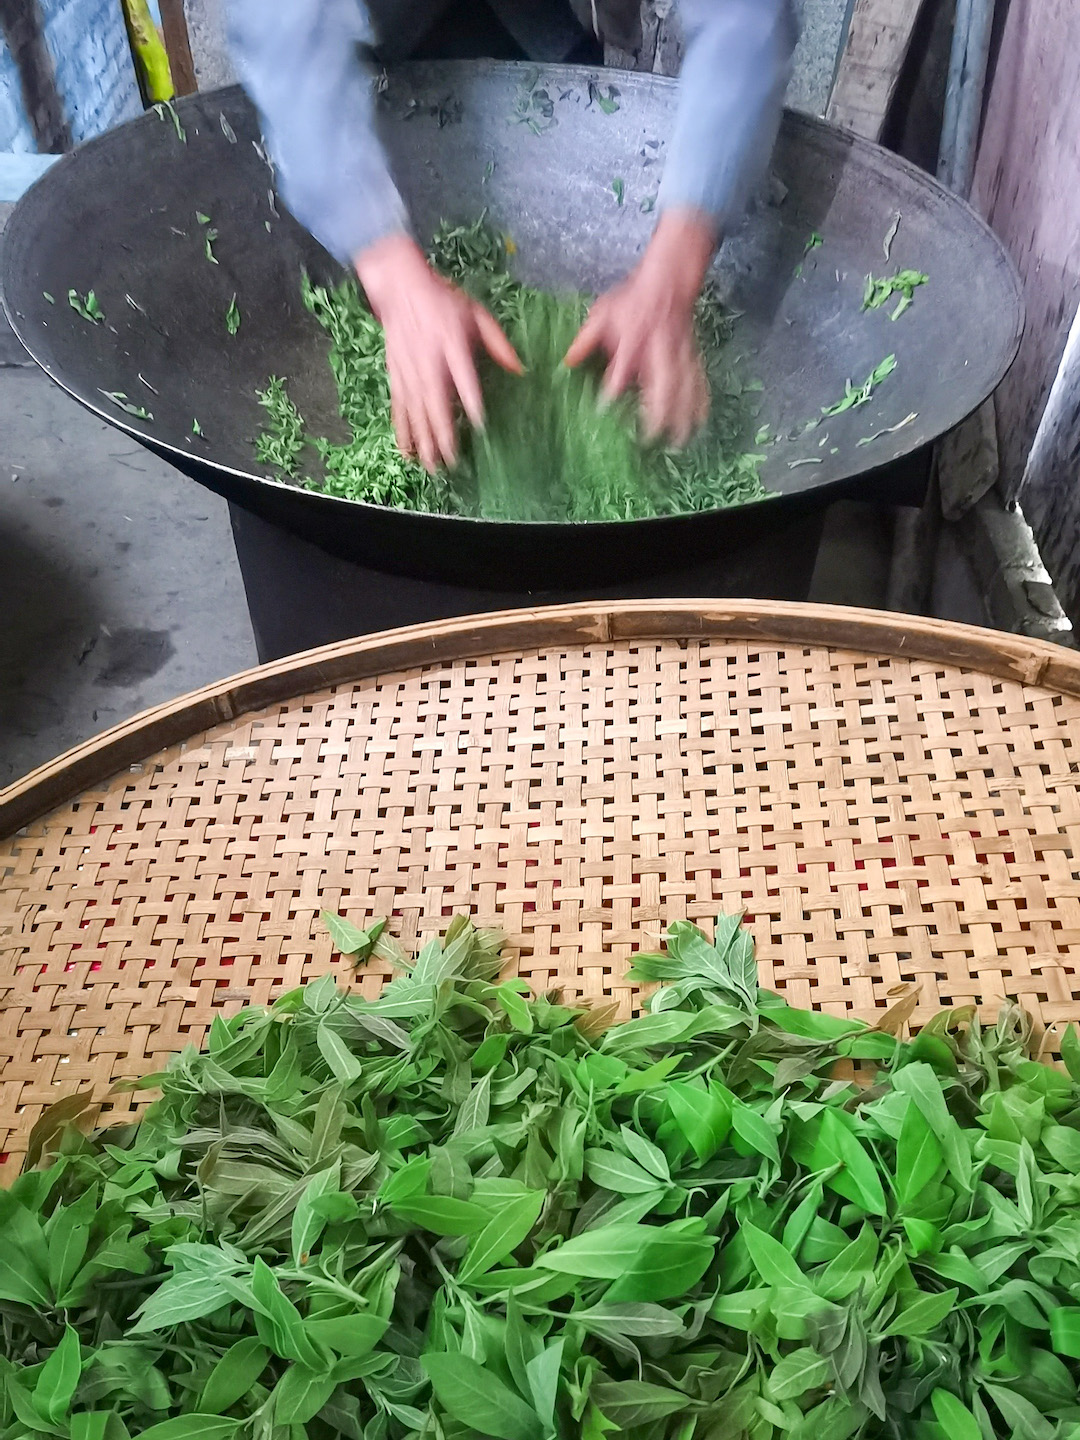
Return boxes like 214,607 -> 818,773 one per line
255,218 -> 770,522
8,909 -> 1080,1438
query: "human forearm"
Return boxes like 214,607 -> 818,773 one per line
635,209 -> 717,308
662,0 -> 797,235
225,0 -> 407,264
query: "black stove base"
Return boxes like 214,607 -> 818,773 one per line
229,503 -> 829,662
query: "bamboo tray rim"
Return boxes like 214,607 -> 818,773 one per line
4,598 -> 1078,839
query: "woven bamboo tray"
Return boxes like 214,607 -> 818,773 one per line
3,599 -> 1080,1184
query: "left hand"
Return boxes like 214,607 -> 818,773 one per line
564,209 -> 717,448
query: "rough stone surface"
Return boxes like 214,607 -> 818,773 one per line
183,0 -> 235,90
953,492 -> 1075,644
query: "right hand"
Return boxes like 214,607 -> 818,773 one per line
355,234 -> 522,473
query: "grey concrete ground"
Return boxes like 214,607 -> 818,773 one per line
0,360 -> 256,786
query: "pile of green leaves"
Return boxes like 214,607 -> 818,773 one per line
255,219 -> 770,522
862,272 -> 929,322
6,912 -> 1080,1440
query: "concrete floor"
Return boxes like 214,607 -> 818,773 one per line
0,360 -> 256,786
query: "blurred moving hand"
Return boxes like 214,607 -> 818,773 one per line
564,210 -> 717,448
355,235 -> 522,473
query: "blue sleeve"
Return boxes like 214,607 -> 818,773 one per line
660,0 -> 797,234
224,0 -> 408,264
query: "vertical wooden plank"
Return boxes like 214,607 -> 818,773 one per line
826,0 -> 926,139
971,0 -> 1080,500
1017,304 -> 1080,623
158,0 -> 198,96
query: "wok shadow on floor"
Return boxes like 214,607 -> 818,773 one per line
0,523 -> 103,780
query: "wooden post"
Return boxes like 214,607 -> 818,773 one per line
158,0 -> 198,95
826,0 -> 926,140
0,0 -> 71,152
604,1 -> 683,76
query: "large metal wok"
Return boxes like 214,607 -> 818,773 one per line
1,60 -> 1023,589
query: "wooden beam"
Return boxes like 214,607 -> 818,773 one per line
158,0 -> 198,96
0,0 -> 71,152
827,0 -> 926,141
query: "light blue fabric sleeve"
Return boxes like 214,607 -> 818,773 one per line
225,0 -> 797,265
224,0 -> 409,264
660,0 -> 798,234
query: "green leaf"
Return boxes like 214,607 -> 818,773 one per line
619,1125 -> 670,1182
589,1381 -> 688,1428
812,1108 -> 886,1215
981,1383 -> 1056,1440
538,1223 -> 714,1301
767,1347 -> 831,1402
321,911 -> 385,960
1061,1024 -> 1080,1081
380,1156 -> 431,1205
45,1207 -> 90,1301
896,1100 -> 944,1206
135,1420 -> 237,1440
601,1011 -> 698,1056
33,1326 -> 82,1426
536,1224 -> 657,1280
880,1287 -> 958,1338
1050,1306 -> 1080,1358
893,1063 -> 972,1190
68,289 -> 104,324
525,1341 -> 562,1429
742,1222 -> 815,1292
291,1162 -> 342,1263
816,1224 -> 878,1301
788,1399 -> 865,1440
585,1148 -> 663,1194
317,1025 -> 363,1084
225,294 -> 241,336
782,1183 -> 823,1259
392,1195 -> 490,1236
666,1083 -> 731,1160
459,1190 -> 545,1281
130,1273 -> 229,1333
454,1069 -> 493,1135
930,1390 -> 981,1440
0,1202 -> 51,1306
574,1301 -> 684,1340
250,1256 -> 325,1368
902,1218 -> 940,1255
605,1228 -> 716,1303
1042,1124 -> 1080,1172
496,984 -> 534,1034
271,1365 -> 338,1426
708,1287 -> 771,1329
762,1003 -> 863,1041
198,1338 -> 270,1413
731,1100 -> 781,1166
70,1415 -> 123,1440
423,1353 -> 543,1440
304,1313 -> 389,1357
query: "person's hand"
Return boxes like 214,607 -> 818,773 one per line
565,209 -> 717,447
355,234 -> 522,472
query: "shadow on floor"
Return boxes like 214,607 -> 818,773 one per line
0,521 -> 102,767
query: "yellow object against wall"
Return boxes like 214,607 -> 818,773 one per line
121,0 -> 175,103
